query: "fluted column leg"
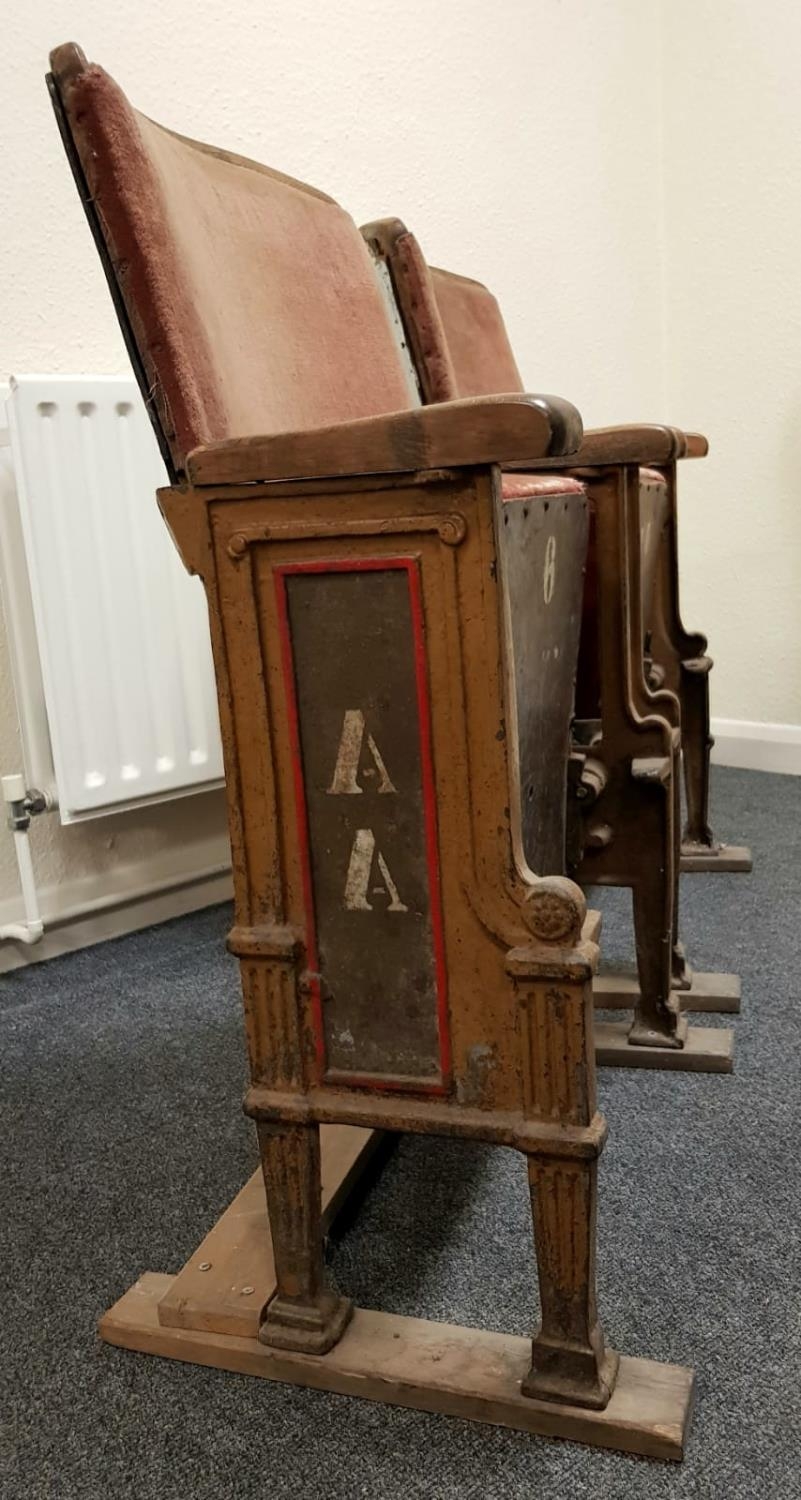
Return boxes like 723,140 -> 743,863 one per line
524,1156 -> 619,1409
511,877 -> 620,1411
628,773 -> 686,1048
258,1120 -> 352,1354
681,656 -> 715,849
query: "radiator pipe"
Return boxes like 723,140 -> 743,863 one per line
1,773 -> 47,944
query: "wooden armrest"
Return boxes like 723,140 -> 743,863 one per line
682,431 -> 709,459
573,425 -> 685,465
510,423 -> 707,470
510,423 -> 711,468
186,393 -> 582,487
576,424 -> 709,463
525,424 -> 689,468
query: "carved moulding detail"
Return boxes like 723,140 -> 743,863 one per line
521,876 -> 587,948
227,512 -> 467,558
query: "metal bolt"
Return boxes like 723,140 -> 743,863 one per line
198,1261 -> 211,1271
240,1285 -> 254,1296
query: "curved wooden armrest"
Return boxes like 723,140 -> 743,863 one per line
577,424 -> 709,463
185,393 -> 582,487
540,424 -> 694,468
573,425 -> 686,465
682,431 -> 709,459
532,423 -> 707,468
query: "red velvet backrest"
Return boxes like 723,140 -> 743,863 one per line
429,266 -> 524,399
48,46 -> 413,476
361,219 -> 524,404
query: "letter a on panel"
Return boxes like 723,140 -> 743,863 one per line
343,828 -> 408,912
328,709 -> 397,795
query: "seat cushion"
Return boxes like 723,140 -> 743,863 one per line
502,473 -> 586,501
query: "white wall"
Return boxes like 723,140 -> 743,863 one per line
661,0 -> 801,733
0,0 -> 667,916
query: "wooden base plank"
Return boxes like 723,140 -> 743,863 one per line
680,842 -> 752,874
158,1125 -> 381,1337
594,971 -> 741,1015
594,1020 -> 734,1073
583,907 -> 602,945
103,1273 -> 695,1462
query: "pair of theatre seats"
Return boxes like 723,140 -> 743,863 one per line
48,42 -> 742,1064
47,46 -> 748,1445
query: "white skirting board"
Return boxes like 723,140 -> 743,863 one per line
0,842 -> 233,973
711,718 -> 801,776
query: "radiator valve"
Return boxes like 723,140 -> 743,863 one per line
1,774 -> 49,832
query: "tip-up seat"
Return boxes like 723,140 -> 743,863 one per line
361,216 -> 743,1067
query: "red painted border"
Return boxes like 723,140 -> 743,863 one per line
274,556 -> 450,1094
274,568 -> 326,1077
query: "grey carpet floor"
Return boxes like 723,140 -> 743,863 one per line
3,766 -> 801,1499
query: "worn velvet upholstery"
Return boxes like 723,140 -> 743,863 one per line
429,267 -> 524,401
52,53 -> 413,473
364,220 -> 459,405
501,473 -> 585,502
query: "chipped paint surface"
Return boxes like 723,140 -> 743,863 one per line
457,1043 -> 497,1108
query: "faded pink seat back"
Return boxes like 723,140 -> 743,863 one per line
429,266 -> 524,400
48,45 -> 413,478
361,218 -> 524,405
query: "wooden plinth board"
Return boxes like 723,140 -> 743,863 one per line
103,1247 -> 694,1462
594,970 -> 741,1015
594,1021 -> 733,1072
680,842 -> 752,874
158,1125 -> 381,1337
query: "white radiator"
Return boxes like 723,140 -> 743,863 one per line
1,376 -> 223,821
